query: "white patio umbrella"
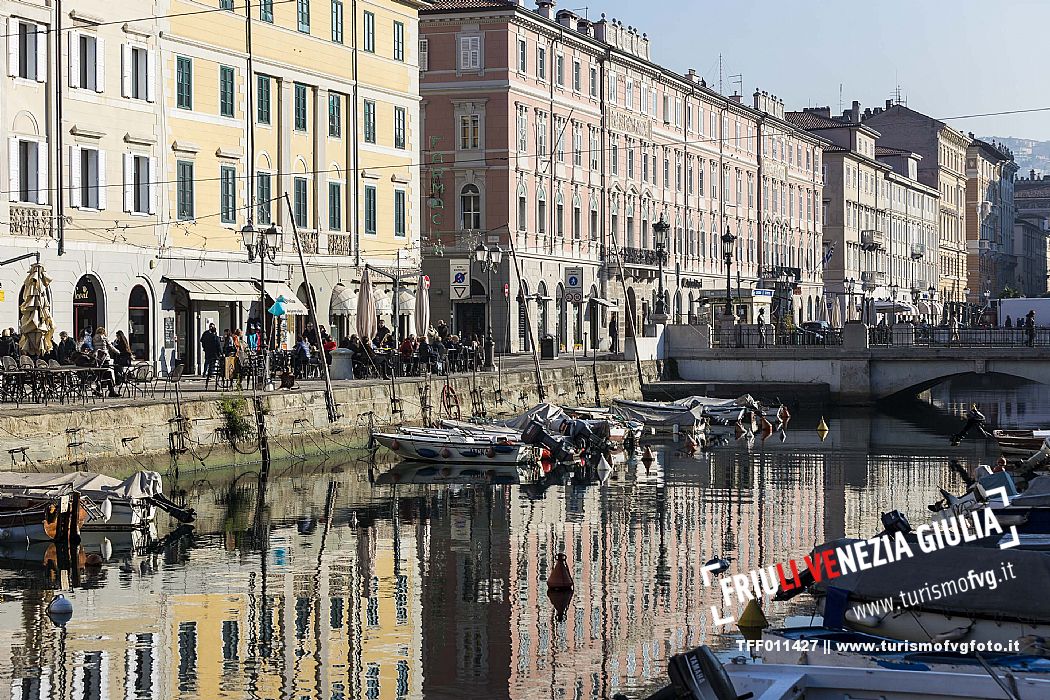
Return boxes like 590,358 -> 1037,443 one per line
414,273 -> 430,338
18,262 -> 54,357
816,294 -> 828,323
356,268 -> 377,341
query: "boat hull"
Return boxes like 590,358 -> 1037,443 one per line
993,429 -> 1048,455
375,433 -> 537,464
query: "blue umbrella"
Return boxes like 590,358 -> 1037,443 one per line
268,295 -> 287,316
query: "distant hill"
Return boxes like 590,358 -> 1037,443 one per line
983,136 -> 1050,177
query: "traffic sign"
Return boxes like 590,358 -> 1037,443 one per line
422,274 -> 431,290
565,267 -> 584,305
450,260 -> 470,300
503,283 -> 510,298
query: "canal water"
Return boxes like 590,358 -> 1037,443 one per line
0,377 -> 1045,700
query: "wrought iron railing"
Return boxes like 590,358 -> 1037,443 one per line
296,230 -> 318,254
869,326 -> 1050,348
714,326 -> 843,348
328,232 -> 352,256
620,246 -> 665,266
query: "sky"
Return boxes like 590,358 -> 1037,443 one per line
591,0 -> 1049,141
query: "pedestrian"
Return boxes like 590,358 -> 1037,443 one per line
199,323 -> 221,378
56,331 -> 77,365
609,315 -> 619,354
1005,315 -> 1013,329
0,329 -> 14,358
756,308 -> 767,347
436,319 -> 450,341
949,315 -> 960,344
1026,310 -> 1036,347
81,325 -> 94,351
112,330 -> 133,369
93,326 -> 114,357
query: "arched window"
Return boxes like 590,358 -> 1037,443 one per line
128,285 -> 151,360
517,182 -> 528,231
460,184 -> 481,230
537,187 -> 547,236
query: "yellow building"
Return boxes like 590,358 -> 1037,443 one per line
1,0 -> 423,371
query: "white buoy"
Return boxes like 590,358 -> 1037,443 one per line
47,595 -> 73,626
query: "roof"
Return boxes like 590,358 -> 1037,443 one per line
784,110 -> 847,131
1017,185 -> 1050,199
875,145 -> 912,157
423,0 -> 509,9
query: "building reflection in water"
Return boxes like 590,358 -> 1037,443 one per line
0,394 -> 1016,699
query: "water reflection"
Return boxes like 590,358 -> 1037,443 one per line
0,380 -> 1040,699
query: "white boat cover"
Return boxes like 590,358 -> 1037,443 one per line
613,402 -> 707,428
812,538 -> 1050,623
0,470 -> 163,500
499,403 -> 566,430
1010,475 -> 1050,507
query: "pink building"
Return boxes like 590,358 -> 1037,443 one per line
420,0 -> 825,353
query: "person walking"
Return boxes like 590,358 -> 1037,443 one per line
1026,309 -> 1036,347
200,323 -> 221,379
609,315 -> 619,354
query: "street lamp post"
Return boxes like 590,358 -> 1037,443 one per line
474,242 -> 503,370
241,221 -> 282,391
721,226 -> 737,319
844,277 -> 856,323
652,214 -> 670,324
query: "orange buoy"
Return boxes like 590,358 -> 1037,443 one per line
547,552 -> 574,591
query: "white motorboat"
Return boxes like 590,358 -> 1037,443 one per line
0,471 -> 166,529
374,431 -> 539,464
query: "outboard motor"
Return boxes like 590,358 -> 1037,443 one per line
521,419 -> 577,463
879,510 -> 912,536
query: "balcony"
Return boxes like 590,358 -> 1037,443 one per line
860,229 -> 885,251
911,279 -> 928,292
910,243 -> 926,260
295,230 -> 318,254
620,246 -> 665,267
328,232 -> 353,256
860,270 -> 886,289
9,205 -> 55,239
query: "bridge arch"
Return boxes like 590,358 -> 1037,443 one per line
872,360 -> 1050,401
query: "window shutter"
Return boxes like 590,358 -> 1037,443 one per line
458,37 -> 469,69
6,18 -> 17,78
68,32 -> 78,87
8,138 -> 18,202
145,50 -> 155,102
418,39 -> 428,71
36,141 -> 48,205
97,149 -> 107,209
120,44 -> 131,97
69,145 -> 81,207
34,24 -> 46,83
94,36 -> 105,92
147,156 -> 157,214
122,153 -> 133,211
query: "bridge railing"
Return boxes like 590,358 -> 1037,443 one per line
714,326 -> 844,349
869,326 -> 1050,348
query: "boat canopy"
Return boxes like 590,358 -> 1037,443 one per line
0,471 -> 163,500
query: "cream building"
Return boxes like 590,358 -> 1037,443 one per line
1,0 -> 423,371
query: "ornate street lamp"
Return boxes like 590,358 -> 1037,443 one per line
474,241 -> 503,369
652,214 -> 670,323
242,221 -> 282,390
844,277 -> 856,322
721,226 -> 737,319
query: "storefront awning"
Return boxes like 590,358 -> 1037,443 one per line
396,288 -> 415,313
589,296 -> 618,307
266,282 -> 310,315
167,279 -> 260,302
330,284 -> 356,315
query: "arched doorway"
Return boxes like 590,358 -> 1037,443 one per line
128,285 -> 150,360
537,281 -> 549,339
588,284 -> 600,350
329,283 -> 355,342
73,275 -> 104,341
556,282 -> 566,350
518,281 -> 531,352
674,290 -> 683,324
626,287 -> 637,337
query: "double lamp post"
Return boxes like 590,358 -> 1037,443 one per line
473,241 -> 503,369
241,220 -> 282,391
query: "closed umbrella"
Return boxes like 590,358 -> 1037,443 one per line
816,294 -> 828,323
19,262 -> 54,357
414,273 -> 430,338
356,268 -> 377,341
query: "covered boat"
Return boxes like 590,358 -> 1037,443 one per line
612,398 -> 709,432
0,491 -> 87,543
0,471 -> 166,529
993,428 -> 1050,455
374,432 -> 539,464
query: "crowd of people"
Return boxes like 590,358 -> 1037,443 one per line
337,318 -> 482,380
0,325 -> 136,397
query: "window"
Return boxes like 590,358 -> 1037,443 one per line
364,185 -> 377,235
394,106 -> 406,149
518,190 -> 527,231
293,177 -> 308,228
176,160 -> 194,220
589,66 -> 597,96
573,201 -> 581,239
556,197 -> 563,237
219,66 -> 235,117
394,190 -> 406,237
627,141 -> 635,179
608,74 -> 618,103
572,60 -> 581,92
123,153 -> 152,214
698,163 -> 704,195
393,21 -> 404,61
220,166 -> 236,223
517,108 -> 528,152
176,56 -> 192,109
518,38 -> 527,72
590,206 -> 598,240
589,128 -> 599,170
363,100 -> 376,143
461,184 -> 481,230
535,111 -> 547,158
294,83 -> 307,131
537,46 -> 546,80
220,0 -> 234,8
331,0 -> 343,43
363,12 -> 375,52
122,45 -> 151,100
459,114 -> 479,150
458,35 -> 479,70
538,190 -> 547,235
256,76 -> 271,124
297,0 -> 310,33
610,139 -> 618,176
14,21 -> 43,81
328,93 -> 342,137
556,54 -> 564,86
555,117 -> 565,162
260,0 -> 273,21
419,39 -> 429,71
328,181 -> 342,230
12,140 -> 45,205
73,33 -> 103,92
642,151 -> 649,182
573,123 -> 582,167
76,148 -> 102,210
257,173 -> 272,223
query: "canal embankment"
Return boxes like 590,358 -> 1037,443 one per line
0,358 -> 657,471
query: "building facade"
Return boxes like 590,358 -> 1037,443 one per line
2,0 -> 423,371
418,0 -> 824,354
863,101 -> 971,313
786,104 -> 939,320
965,137 -> 1018,299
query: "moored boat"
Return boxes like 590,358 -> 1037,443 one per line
374,431 -> 539,464
993,428 -> 1050,455
0,491 -> 87,544
0,470 -> 172,529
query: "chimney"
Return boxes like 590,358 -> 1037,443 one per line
687,69 -> 701,85
576,18 -> 591,35
536,0 -> 555,19
885,99 -> 893,110
555,9 -> 576,30
1031,169 -> 1037,180
593,13 -> 607,41
851,100 -> 860,123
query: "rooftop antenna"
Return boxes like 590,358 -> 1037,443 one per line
838,83 -> 843,113
718,54 -> 723,94
893,84 -> 906,106
568,6 -> 589,18
729,74 -> 742,96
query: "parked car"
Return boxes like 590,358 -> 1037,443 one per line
799,320 -> 837,345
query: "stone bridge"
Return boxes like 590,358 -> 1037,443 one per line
662,323 -> 1050,404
